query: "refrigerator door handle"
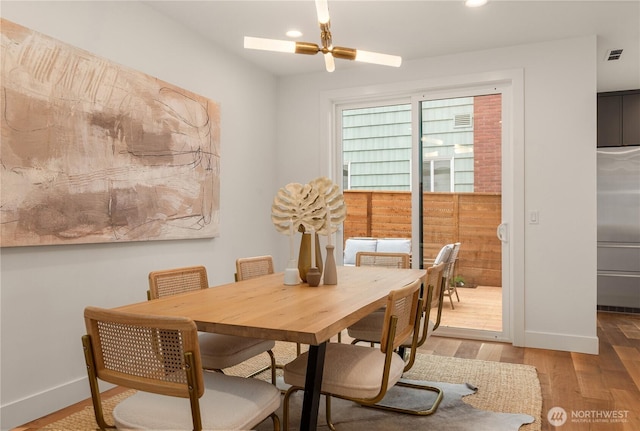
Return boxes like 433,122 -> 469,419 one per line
497,223 -> 508,243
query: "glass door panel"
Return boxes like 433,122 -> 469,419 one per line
419,94 -> 503,333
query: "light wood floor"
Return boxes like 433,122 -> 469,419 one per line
438,285 -> 503,331
13,312 -> 640,431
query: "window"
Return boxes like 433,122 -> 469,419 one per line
423,158 -> 454,192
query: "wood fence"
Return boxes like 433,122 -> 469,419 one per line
343,190 -> 502,287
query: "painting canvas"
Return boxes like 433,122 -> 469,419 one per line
0,19 -> 220,247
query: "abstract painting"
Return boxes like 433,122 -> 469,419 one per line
0,19 -> 220,247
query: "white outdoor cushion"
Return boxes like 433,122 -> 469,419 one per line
113,371 -> 280,430
198,332 -> 275,369
434,244 -> 453,265
376,238 -> 411,254
343,238 -> 377,265
284,342 -> 405,400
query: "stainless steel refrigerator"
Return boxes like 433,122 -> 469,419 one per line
597,145 -> 640,311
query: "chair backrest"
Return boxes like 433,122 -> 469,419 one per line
355,251 -> 411,269
83,306 -> 203,398
379,277 -> 422,355
424,262 -> 446,334
443,242 -> 460,281
425,261 -> 445,312
235,255 -> 274,281
148,266 -> 208,299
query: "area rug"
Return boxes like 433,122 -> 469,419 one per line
42,341 -> 541,430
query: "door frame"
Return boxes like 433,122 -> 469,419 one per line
320,69 -> 525,346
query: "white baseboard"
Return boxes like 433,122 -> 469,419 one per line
524,330 -> 599,355
0,377 -> 113,431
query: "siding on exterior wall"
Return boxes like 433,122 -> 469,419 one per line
343,98 -> 485,192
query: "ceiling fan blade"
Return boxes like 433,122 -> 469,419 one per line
354,49 -> 402,67
315,0 -> 330,24
244,37 -> 296,53
244,37 -> 320,56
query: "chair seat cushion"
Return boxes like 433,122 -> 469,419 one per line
113,371 -> 280,430
347,311 -> 435,348
401,316 -> 435,348
198,332 -> 276,369
283,342 -> 405,400
346,309 -> 385,342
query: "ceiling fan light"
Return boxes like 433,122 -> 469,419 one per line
323,53 -> 336,72
315,0 -> 330,24
244,37 -> 296,53
355,49 -> 402,67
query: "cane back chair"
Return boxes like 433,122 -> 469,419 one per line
282,277 -> 442,430
346,252 -> 411,345
82,306 -> 281,430
148,265 -> 276,384
346,262 -> 446,354
235,255 -> 275,281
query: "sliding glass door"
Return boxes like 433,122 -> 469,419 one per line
337,84 -> 512,342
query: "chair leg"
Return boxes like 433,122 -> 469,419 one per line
270,412 -> 281,431
245,350 -> 277,385
282,386 -> 302,431
325,395 -> 337,431
365,379 -> 444,416
82,336 -> 116,430
453,286 -> 460,302
448,288 -> 455,309
268,349 -> 277,385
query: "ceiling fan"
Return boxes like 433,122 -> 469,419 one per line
243,0 -> 402,72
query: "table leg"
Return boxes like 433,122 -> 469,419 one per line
299,342 -> 327,431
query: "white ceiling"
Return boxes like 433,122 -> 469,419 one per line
147,0 -> 639,92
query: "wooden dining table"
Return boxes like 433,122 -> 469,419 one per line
115,265 -> 426,431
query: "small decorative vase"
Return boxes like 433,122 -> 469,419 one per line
298,231 -> 323,282
323,245 -> 337,285
306,267 -> 322,287
284,259 -> 300,285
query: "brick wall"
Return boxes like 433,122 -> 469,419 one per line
474,94 -> 502,193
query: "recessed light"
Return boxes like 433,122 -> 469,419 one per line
465,0 -> 488,7
286,30 -> 303,38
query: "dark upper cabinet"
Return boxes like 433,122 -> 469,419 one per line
622,93 -> 640,146
597,90 -> 640,147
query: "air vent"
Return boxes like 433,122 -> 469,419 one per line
605,49 -> 623,61
453,113 -> 473,128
